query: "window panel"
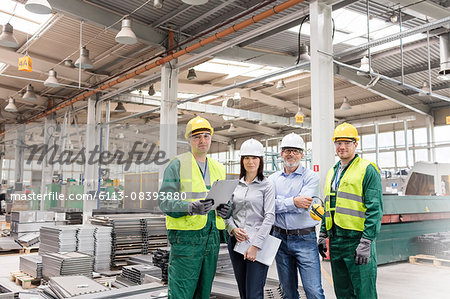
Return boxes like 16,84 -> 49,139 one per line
379,152 -> 395,168
414,128 -> 427,147
414,149 -> 428,163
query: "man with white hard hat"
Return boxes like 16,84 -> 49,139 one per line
269,133 -> 325,299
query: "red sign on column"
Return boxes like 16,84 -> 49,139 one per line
313,165 -> 319,172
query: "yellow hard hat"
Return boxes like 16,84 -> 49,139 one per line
332,122 -> 359,141
310,203 -> 324,221
185,116 -> 214,139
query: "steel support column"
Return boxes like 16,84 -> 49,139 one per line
310,0 -> 335,196
375,123 -> 380,167
14,125 -> 25,191
404,120 -> 410,168
83,97 -> 99,222
40,117 -> 56,211
159,62 -> 178,187
426,116 -> 435,162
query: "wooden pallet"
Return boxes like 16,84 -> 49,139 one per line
10,271 -> 40,289
409,254 -> 450,267
21,246 -> 39,254
0,247 -> 39,255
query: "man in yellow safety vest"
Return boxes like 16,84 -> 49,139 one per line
159,116 -> 229,299
318,122 -> 383,299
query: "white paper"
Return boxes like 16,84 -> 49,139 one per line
233,231 -> 281,266
206,179 -> 239,209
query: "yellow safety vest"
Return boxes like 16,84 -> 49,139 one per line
324,156 -> 379,232
166,152 -> 226,230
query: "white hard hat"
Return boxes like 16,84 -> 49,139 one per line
240,139 -> 264,157
281,133 -> 305,150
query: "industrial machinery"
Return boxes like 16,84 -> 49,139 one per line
376,162 -> 450,264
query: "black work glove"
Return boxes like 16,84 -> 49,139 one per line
188,199 -> 214,215
216,203 -> 232,219
354,237 -> 372,265
318,231 -> 328,258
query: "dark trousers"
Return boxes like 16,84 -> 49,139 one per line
227,236 -> 269,299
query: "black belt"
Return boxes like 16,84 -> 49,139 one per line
272,226 -> 315,236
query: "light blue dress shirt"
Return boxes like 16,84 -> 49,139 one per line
268,165 -> 320,230
225,176 -> 275,249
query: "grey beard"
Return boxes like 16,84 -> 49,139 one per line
284,160 -> 300,168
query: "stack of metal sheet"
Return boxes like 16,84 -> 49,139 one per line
57,283 -> 168,299
141,215 -> 168,254
211,273 -> 283,299
65,211 -> 83,225
42,252 -> 94,279
128,254 -> 154,266
216,244 -> 233,274
18,232 -> 40,247
120,265 -> 161,285
91,214 -> 167,267
0,237 -> 23,251
93,226 -> 112,271
39,226 -> 78,254
0,282 -> 18,299
46,276 -> 109,298
152,247 -> 170,283
19,255 -> 43,278
415,231 -> 450,258
76,226 -> 96,256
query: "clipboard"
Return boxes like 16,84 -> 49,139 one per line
233,231 -> 281,266
206,179 -> 239,210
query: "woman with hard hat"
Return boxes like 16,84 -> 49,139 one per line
219,138 -> 275,299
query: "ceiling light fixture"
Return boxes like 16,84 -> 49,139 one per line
389,12 -> 398,23
75,46 -> 94,69
418,81 -> 430,96
5,97 -> 18,113
295,107 -> 305,124
181,0 -> 209,5
340,96 -> 352,110
0,23 -> 19,48
44,69 -> 60,87
25,0 -> 52,14
64,59 -> 73,67
114,102 -> 126,112
276,79 -> 286,90
23,84 -> 37,101
115,18 -> 137,45
148,84 -> 155,96
299,44 -> 311,61
357,56 -> 373,76
154,0 -> 163,8
187,68 -> 197,80
437,33 -> 450,81
228,123 -> 237,133
222,98 -> 234,108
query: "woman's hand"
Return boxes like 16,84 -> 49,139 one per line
232,228 -> 248,242
244,245 -> 259,262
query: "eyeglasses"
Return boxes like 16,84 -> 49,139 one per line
283,149 -> 301,155
191,133 -> 211,141
334,141 -> 355,147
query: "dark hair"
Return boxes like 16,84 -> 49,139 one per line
239,156 -> 265,181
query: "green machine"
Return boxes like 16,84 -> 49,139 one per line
66,185 -> 84,209
376,195 -> 450,264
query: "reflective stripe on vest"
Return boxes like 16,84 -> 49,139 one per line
324,156 -> 378,232
166,152 -> 226,231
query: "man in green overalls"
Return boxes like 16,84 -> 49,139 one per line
318,122 -> 383,299
159,116 -> 229,299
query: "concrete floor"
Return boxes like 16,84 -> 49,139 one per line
0,254 -> 449,298
267,259 -> 450,299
